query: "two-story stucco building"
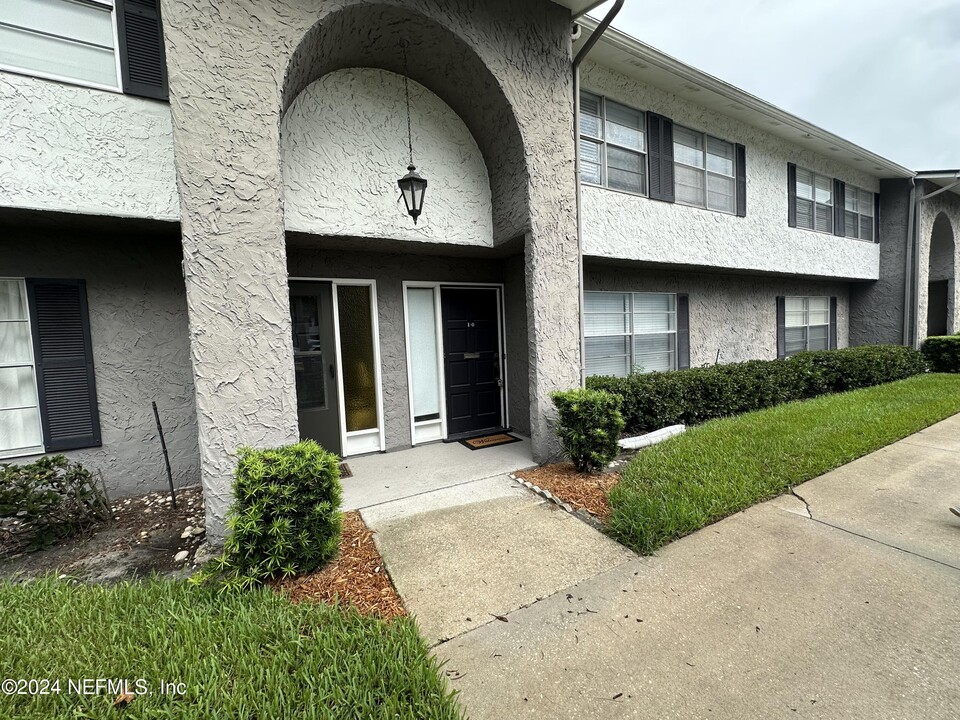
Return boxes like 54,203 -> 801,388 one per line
1,0 -> 958,535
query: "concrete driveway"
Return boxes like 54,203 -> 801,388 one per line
433,415 -> 960,719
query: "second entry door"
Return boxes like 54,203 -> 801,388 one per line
441,287 -> 503,437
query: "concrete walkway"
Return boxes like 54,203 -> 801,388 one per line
431,415 -> 960,719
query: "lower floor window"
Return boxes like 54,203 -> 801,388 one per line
0,279 -> 43,457
584,291 -> 677,376
784,296 -> 831,355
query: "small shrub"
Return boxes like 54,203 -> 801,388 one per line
551,388 -> 624,472
922,335 -> 960,373
0,455 -> 109,552
587,344 -> 927,435
194,440 -> 342,591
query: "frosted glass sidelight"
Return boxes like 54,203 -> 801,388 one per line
337,285 -> 378,432
407,288 -> 441,419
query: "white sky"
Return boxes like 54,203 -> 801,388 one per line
588,0 -> 960,170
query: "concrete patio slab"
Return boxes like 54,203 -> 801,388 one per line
341,436 -> 535,511
362,475 -> 634,644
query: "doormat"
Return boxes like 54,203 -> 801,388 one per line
459,433 -> 521,451
339,462 -> 353,478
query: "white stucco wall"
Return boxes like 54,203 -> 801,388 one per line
580,62 -> 881,281
0,72 -> 178,220
281,67 -> 493,246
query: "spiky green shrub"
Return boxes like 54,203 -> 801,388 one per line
194,440 -> 342,590
0,455 -> 108,553
551,388 -> 624,473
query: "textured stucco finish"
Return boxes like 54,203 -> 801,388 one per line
281,68 -> 492,245
916,184 -> 959,339
850,178 -> 911,346
585,262 -> 850,365
0,222 -> 199,498
160,0 -> 580,534
0,73 -> 178,220
288,246 -> 530,448
580,62 -> 881,280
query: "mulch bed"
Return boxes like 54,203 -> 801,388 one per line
515,463 -> 620,521
275,511 -> 406,620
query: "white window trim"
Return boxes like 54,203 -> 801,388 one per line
290,277 -> 385,457
673,125 -> 737,214
784,296 -> 831,356
0,0 -> 124,94
584,291 -> 678,377
794,167 -> 834,235
401,281 -> 509,447
843,184 -> 876,242
579,91 -> 648,197
0,278 -> 45,459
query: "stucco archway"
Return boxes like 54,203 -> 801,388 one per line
927,212 -> 956,336
281,2 -> 531,244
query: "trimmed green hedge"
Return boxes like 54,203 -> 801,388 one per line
551,388 -> 624,472
922,335 -> 960,373
586,345 -> 927,435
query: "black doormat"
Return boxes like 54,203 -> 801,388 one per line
459,433 -> 522,451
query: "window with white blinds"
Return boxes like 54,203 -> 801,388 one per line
579,91 -> 647,195
0,279 -> 43,458
584,292 -> 676,377
0,0 -> 120,90
784,296 -> 830,355
844,185 -> 875,241
674,126 -> 736,213
795,168 -> 834,233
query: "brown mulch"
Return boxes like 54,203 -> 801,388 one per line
515,463 -> 620,521
275,511 -> 406,620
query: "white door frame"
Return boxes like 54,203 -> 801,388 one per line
402,281 -> 509,445
289,277 -> 385,457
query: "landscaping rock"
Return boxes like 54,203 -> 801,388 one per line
173,550 -> 189,563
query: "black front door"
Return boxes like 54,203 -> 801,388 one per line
290,281 -> 341,455
441,287 -> 503,437
928,280 -> 949,337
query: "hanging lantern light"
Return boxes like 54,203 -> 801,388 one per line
397,39 -> 427,224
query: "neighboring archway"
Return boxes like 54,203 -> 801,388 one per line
927,212 -> 956,336
281,2 -> 531,244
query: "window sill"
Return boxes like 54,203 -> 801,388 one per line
674,199 -> 737,217
580,182 -> 649,201
0,65 -> 124,96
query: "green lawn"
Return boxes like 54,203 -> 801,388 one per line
608,373 -> 960,554
0,577 -> 462,719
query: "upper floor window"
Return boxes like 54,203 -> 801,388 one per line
795,167 -> 834,233
844,186 -> 875,241
0,0 -> 167,99
674,126 -> 736,214
579,92 -> 647,195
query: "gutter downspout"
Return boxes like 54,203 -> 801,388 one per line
573,0 -> 624,387
903,178 -> 916,346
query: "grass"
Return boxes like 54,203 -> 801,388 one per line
0,577 -> 462,719
608,373 -> 960,554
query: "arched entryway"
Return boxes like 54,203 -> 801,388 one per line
927,212 -> 956,336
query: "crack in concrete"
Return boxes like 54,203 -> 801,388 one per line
787,488 -> 960,573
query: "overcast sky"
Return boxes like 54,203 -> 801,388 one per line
589,0 -> 960,170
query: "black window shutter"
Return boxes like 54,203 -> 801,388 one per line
829,297 -> 838,349
116,0 -> 169,100
786,163 -> 797,228
833,180 -> 845,236
647,112 -> 675,202
735,143 -> 747,217
873,193 -> 881,242
25,280 -> 101,452
776,296 -> 786,359
676,294 -> 690,369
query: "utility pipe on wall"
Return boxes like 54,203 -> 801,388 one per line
573,0 -> 624,387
